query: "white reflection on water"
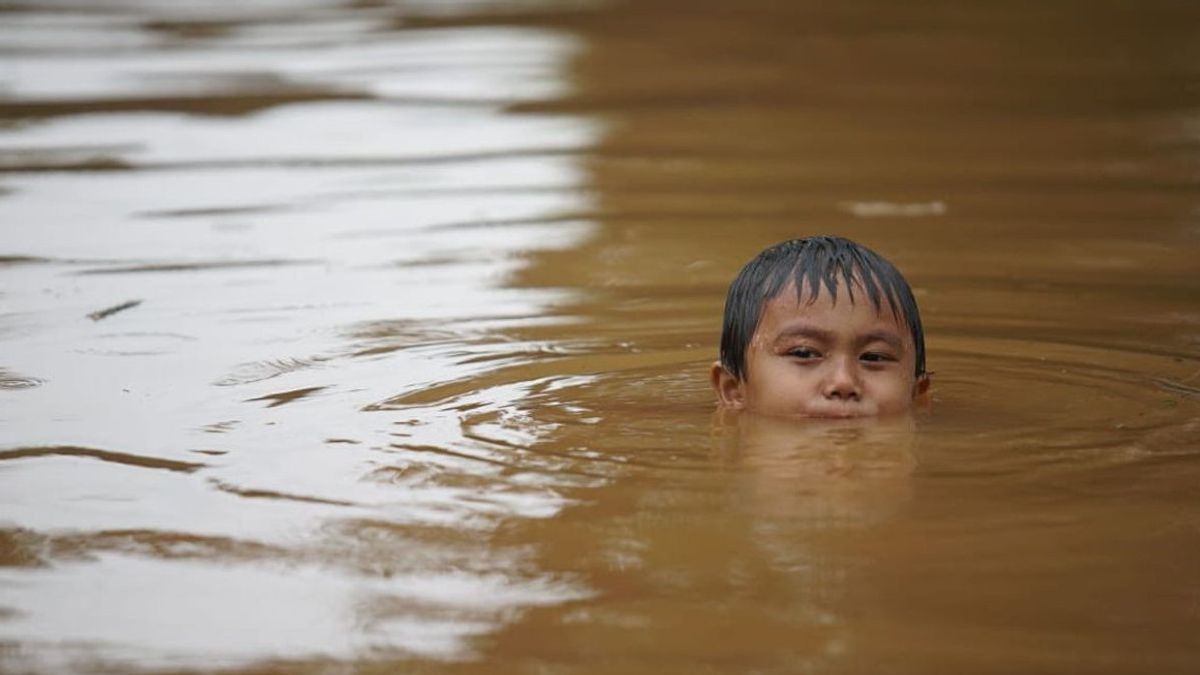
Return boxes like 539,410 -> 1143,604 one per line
2,23 -> 576,103
0,104 -> 598,166
0,3 -> 603,668
0,554 -> 588,665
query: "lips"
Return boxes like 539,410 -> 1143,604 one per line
802,403 -> 873,418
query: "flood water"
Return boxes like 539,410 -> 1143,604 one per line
2,0 -> 1199,672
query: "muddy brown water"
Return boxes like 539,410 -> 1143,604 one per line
2,1 -> 1199,672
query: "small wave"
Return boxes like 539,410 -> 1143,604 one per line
215,357 -> 325,386
136,204 -> 289,219
1152,376 -> 1200,399
244,385 -> 328,408
0,446 -> 205,473
0,90 -> 373,121
0,527 -> 287,568
198,420 -> 240,434
0,144 -> 138,172
74,259 -> 322,275
0,369 -> 44,390
208,480 -> 358,507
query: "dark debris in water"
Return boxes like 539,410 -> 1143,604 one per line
87,299 -> 142,322
0,255 -> 51,266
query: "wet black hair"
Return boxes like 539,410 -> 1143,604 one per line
719,236 -> 926,380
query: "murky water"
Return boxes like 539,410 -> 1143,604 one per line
2,0 -> 1199,672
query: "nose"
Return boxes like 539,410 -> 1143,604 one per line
822,356 -> 862,401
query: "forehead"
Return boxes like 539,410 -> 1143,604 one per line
756,282 -> 910,340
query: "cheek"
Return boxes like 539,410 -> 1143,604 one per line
872,376 -> 916,410
748,361 -> 819,402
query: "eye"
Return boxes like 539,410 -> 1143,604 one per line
787,347 -> 820,360
860,351 -> 896,364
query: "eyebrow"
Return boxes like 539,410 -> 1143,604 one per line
772,324 -> 906,352
772,325 -> 834,345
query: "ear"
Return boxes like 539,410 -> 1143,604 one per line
913,372 -> 932,399
711,360 -> 746,409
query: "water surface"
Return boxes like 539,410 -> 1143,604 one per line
2,0 -> 1199,672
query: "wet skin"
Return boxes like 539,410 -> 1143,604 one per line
712,283 -> 929,418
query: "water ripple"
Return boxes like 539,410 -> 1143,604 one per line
0,446 -> 205,473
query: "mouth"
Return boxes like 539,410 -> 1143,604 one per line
802,405 -> 871,419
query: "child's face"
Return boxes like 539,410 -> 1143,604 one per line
713,283 -> 926,418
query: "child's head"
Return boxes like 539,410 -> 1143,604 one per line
711,236 -> 929,418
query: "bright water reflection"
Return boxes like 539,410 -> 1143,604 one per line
0,0 -> 603,668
